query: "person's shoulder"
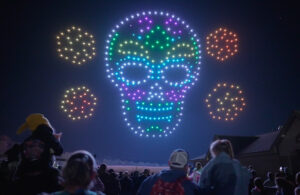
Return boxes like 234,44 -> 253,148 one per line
139,172 -> 160,188
143,172 -> 159,182
51,191 -> 67,195
45,166 -> 60,176
86,190 -> 98,195
183,178 -> 198,187
182,178 -> 201,193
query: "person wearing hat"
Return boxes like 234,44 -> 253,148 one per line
137,149 -> 201,195
6,113 -> 63,163
6,113 -> 64,195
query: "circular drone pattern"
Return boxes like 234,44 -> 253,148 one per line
60,86 -> 97,120
205,83 -> 246,121
206,27 -> 238,61
105,11 -> 201,138
56,26 -> 96,65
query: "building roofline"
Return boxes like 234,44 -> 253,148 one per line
271,110 -> 300,149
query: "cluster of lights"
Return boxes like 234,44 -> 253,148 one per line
165,87 -> 187,101
56,26 -> 96,65
146,125 -> 163,132
137,115 -> 172,122
105,11 -> 201,138
144,25 -> 172,50
165,17 -> 183,35
166,42 -> 198,59
137,16 -> 153,33
205,83 -> 246,121
136,101 -> 174,111
206,27 -> 238,61
60,86 -> 97,120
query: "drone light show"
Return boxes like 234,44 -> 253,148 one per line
105,11 -> 201,138
56,26 -> 96,65
206,27 -> 238,61
60,86 -> 97,120
205,83 -> 246,121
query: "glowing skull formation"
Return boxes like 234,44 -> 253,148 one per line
105,11 -> 201,138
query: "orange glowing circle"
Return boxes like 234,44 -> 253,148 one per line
206,28 -> 238,61
60,86 -> 97,120
205,83 -> 246,121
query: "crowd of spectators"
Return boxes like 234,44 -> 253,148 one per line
0,113 -> 300,195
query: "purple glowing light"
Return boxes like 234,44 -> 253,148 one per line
136,16 -> 153,33
165,17 -> 183,35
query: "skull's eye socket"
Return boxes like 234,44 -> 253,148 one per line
120,65 -> 149,85
163,65 -> 190,86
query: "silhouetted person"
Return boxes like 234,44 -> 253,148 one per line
249,170 -> 258,195
191,162 -> 202,185
11,138 -> 62,195
131,170 -> 140,194
8,114 -> 64,195
120,171 -> 133,195
263,172 -> 275,187
251,177 -> 266,195
105,169 -> 121,195
91,175 -> 105,194
138,149 -> 200,194
137,169 -> 150,188
296,172 -> 300,187
295,186 -> 300,195
276,177 -> 294,195
118,171 -> 123,180
52,150 -> 103,195
97,164 -> 110,193
199,139 -> 250,195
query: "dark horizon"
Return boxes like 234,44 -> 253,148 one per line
1,0 -> 299,164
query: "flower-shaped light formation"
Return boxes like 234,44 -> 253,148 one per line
105,11 -> 201,138
56,26 -> 96,65
205,83 -> 246,121
206,28 -> 238,61
60,86 -> 97,120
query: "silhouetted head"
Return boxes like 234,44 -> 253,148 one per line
210,139 -> 234,159
62,150 -> 96,189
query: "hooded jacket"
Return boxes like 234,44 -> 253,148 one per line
137,169 -> 201,195
199,152 -> 250,195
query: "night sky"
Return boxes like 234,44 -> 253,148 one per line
1,0 -> 299,164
